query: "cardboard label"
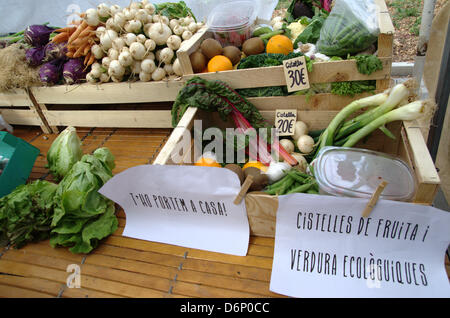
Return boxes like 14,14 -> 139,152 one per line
99,165 -> 250,256
283,56 -> 310,92
275,109 -> 297,136
270,193 -> 450,298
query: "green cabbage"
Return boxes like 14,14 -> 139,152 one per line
50,147 -> 118,254
0,180 -> 58,249
46,126 -> 83,180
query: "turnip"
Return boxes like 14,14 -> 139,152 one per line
123,8 -> 137,20
265,161 -> 292,183
106,18 -> 120,32
173,58 -> 183,76
131,60 -> 142,74
112,37 -> 126,52
293,121 -> 309,140
187,22 -> 198,33
139,71 -> 152,82
148,23 -> 172,45
100,30 -> 118,50
136,34 -> 147,44
180,16 -> 194,26
290,153 -> 308,172
86,72 -> 98,84
97,3 -> 110,18
113,12 -> 127,28
280,139 -> 295,154
108,48 -> 119,60
124,33 -> 137,46
144,39 -> 156,51
99,72 -> 109,83
102,56 -> 112,68
141,58 -> 156,73
124,19 -> 142,34
110,75 -> 123,83
153,15 -> 169,25
296,135 -> 315,154
169,19 -> 179,30
118,50 -> 133,67
110,4 -> 122,15
173,25 -> 185,36
166,35 -> 181,51
90,67 -> 102,78
143,23 -> 153,37
95,26 -> 106,38
91,44 -> 105,59
109,60 -> 125,77
135,9 -> 149,23
182,30 -> 193,41
130,2 -> 142,10
144,3 -> 156,14
130,42 -> 146,60
152,67 -> 166,81
159,47 -> 174,64
164,64 -> 174,75
85,8 -> 100,26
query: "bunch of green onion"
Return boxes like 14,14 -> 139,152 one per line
311,79 -> 436,159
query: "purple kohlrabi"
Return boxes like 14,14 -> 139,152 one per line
44,41 -> 68,62
26,46 -> 46,66
24,25 -> 55,47
63,58 -> 88,84
39,59 -> 64,85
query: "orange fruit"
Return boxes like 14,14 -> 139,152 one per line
243,161 -> 268,173
207,55 -> 233,72
266,35 -> 294,55
195,157 -> 222,168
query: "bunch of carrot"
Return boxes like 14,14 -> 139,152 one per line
52,20 -> 97,66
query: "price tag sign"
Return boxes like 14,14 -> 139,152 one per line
275,109 -> 297,136
282,56 -> 310,92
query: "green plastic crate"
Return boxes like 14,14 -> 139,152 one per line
0,131 -> 40,198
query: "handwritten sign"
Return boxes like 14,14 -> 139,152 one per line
99,165 -> 249,256
275,109 -> 297,136
270,193 -> 450,298
283,56 -> 310,92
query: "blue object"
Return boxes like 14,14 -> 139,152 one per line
0,131 -> 40,198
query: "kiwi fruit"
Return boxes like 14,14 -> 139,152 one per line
200,38 -> 223,59
189,51 -> 207,73
244,167 -> 269,191
224,164 -> 245,184
222,46 -> 242,65
242,37 -> 265,56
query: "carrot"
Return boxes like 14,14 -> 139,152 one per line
71,36 -> 90,47
52,32 -> 70,43
68,20 -> 88,44
84,52 -> 91,65
78,26 -> 95,38
73,42 -> 90,58
66,51 -> 74,58
83,43 -> 91,56
87,54 -> 96,66
54,27 -> 76,33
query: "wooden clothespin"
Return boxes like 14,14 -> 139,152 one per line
233,175 -> 254,205
362,179 -> 389,218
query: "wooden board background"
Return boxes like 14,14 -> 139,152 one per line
0,126 -> 286,298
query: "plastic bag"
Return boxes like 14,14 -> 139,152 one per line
316,0 -> 379,57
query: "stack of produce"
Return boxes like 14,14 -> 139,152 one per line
0,126 -> 118,254
172,77 -> 435,196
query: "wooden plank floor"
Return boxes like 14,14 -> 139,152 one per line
0,126 -> 285,298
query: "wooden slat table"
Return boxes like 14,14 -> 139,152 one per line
0,126 -> 284,298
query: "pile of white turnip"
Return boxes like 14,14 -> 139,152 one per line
84,0 -> 204,84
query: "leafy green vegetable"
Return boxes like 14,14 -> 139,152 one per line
46,126 -> 83,181
171,76 -> 269,129
331,80 -> 376,97
237,86 -> 288,98
0,180 -> 58,249
155,1 -> 196,21
293,11 -> 328,47
50,147 -> 118,254
237,52 -> 313,72
349,54 -> 383,75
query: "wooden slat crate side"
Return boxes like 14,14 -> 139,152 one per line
0,89 -> 31,107
0,109 -> 43,126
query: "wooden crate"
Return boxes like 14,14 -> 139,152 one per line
154,106 -> 441,237
176,0 -> 394,98
25,79 -> 187,134
0,89 -> 53,133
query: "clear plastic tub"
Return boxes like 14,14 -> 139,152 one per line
314,147 -> 416,201
207,1 -> 257,47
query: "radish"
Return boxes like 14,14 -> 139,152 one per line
148,23 -> 172,46
85,8 -> 100,26
144,3 -> 156,14
112,37 -> 126,51
124,33 -> 137,46
124,19 -> 142,34
135,9 -> 149,23
100,30 -> 118,50
108,48 -> 119,60
141,58 -> 156,73
144,39 -> 156,51
91,44 -> 105,59
130,42 -> 146,60
108,60 -> 125,77
86,72 -> 98,84
131,60 -> 142,74
173,58 -> 183,76
187,22 -> 198,33
139,71 -> 152,82
136,34 -> 147,44
182,30 -> 193,40
97,3 -> 110,19
166,35 -> 181,51
173,25 -> 185,36
152,67 -> 166,81
110,5 -> 121,15
102,56 -> 112,68
164,64 -> 174,75
118,50 -> 133,67
113,12 -> 127,28
169,19 -> 179,30
159,47 -> 174,64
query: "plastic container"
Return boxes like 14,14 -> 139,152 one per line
207,1 -> 257,47
314,147 -> 416,202
0,131 -> 40,198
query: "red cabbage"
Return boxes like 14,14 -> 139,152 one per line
26,46 -> 46,66
63,58 -> 87,84
24,25 -> 55,47
39,59 -> 64,85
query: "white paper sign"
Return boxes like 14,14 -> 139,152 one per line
99,165 -> 249,256
270,193 -> 450,298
